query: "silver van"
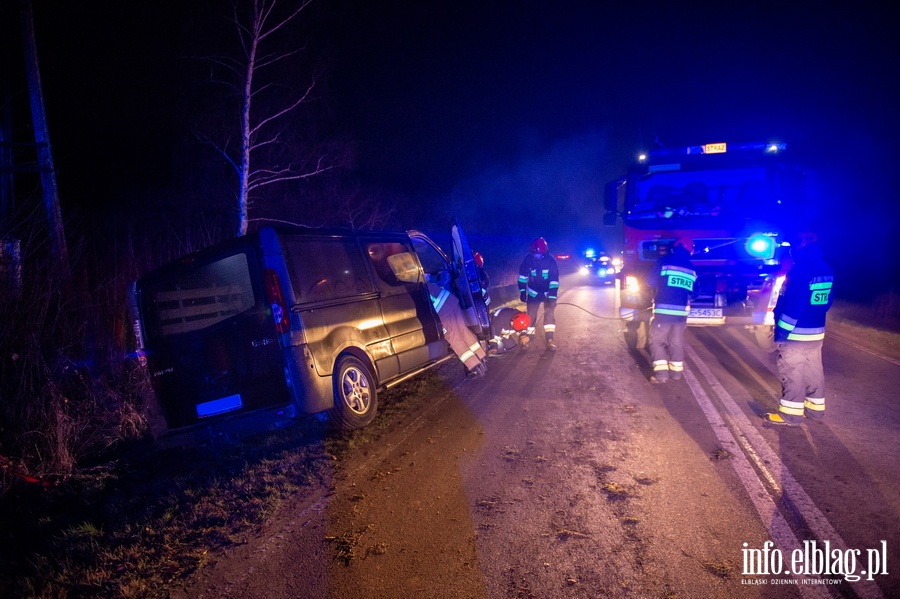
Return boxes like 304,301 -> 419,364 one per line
130,221 -> 490,442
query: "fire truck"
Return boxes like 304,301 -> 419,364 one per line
603,141 -> 807,349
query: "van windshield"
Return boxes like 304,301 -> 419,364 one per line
141,253 -> 256,339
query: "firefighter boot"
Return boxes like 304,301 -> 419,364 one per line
651,360 -> 669,384
762,412 -> 803,427
546,340 -> 557,352
467,362 -> 487,378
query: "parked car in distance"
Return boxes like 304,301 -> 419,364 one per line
578,249 -> 622,285
129,221 -> 489,445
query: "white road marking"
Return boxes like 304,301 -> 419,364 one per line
681,365 -> 829,598
684,344 -> 885,599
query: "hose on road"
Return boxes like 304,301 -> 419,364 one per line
512,300 -> 652,328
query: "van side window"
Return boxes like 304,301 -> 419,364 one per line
366,242 -> 419,290
282,237 -> 373,302
410,237 -> 449,277
146,253 -> 255,338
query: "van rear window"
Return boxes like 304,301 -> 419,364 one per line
144,253 -> 256,338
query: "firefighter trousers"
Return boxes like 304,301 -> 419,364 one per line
776,340 -> 826,423
649,317 -> 687,381
438,297 -> 486,371
525,299 -> 556,343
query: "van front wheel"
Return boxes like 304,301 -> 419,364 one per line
331,355 -> 378,430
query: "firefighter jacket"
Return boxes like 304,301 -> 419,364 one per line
647,245 -> 696,322
518,254 -> 559,302
774,243 -> 834,343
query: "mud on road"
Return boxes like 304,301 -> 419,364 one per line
174,286 -> 795,599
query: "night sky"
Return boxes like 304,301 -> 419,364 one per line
7,1 -> 900,295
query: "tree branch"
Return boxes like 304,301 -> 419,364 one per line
250,73 -> 316,136
247,158 -> 337,191
257,0 -> 314,44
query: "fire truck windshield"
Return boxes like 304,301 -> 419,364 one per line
626,166 -> 778,222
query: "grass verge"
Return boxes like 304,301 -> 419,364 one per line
0,369 -> 448,599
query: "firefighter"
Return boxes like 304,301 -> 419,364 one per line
474,251 -> 491,309
647,236 -> 696,383
763,231 -> 834,426
426,270 -> 488,377
517,237 -> 560,351
486,307 -> 531,354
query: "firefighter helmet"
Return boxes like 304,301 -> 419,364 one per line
511,312 -> 531,332
530,237 -> 549,255
673,236 -> 694,254
473,252 -> 484,268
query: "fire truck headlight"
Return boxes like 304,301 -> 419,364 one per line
579,266 -> 590,276
772,275 -> 786,295
625,275 -> 640,294
768,275 -> 786,309
746,234 -> 776,260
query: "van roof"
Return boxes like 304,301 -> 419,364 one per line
135,226 -> 413,283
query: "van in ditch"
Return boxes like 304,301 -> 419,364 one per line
129,221 -> 490,443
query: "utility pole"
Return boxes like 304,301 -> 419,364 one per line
18,0 -> 69,273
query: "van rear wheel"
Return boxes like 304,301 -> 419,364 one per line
331,355 -> 378,430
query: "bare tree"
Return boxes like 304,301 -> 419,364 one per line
18,0 -> 69,271
205,0 -> 337,236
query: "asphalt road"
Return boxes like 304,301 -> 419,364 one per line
175,274 -> 900,599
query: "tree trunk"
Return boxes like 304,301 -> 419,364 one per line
19,0 -> 70,273
236,3 -> 262,237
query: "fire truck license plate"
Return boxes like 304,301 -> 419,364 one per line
689,308 -> 723,318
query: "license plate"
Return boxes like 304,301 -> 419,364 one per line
196,394 -> 243,418
689,308 -> 723,318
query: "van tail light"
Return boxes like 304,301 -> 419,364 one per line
263,268 -> 290,334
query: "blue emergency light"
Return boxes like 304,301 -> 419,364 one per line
745,234 -> 776,260
648,141 -> 787,161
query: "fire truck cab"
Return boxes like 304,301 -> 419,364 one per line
604,141 -> 806,349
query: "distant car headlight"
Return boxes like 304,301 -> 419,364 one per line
579,266 -> 590,276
